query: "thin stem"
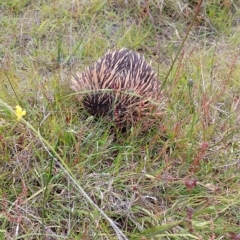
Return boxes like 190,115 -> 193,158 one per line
161,0 -> 204,91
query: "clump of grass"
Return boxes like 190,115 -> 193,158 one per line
1,0 -> 240,239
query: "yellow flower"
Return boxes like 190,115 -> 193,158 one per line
15,105 -> 26,121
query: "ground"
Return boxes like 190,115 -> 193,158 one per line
0,0 -> 240,239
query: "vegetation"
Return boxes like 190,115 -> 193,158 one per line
0,0 -> 240,239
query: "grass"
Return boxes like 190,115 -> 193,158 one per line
0,0 -> 240,239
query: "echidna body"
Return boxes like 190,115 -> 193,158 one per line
71,48 -> 161,128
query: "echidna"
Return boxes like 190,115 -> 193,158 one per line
71,48 -> 161,129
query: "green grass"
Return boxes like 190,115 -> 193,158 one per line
1,0 -> 240,239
